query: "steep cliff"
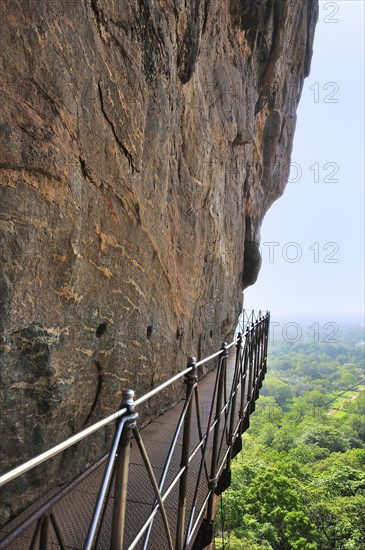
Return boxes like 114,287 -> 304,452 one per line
0,0 -> 318,523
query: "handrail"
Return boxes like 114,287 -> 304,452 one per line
0,341 -> 237,487
0,406 -> 127,486
135,365 -> 194,406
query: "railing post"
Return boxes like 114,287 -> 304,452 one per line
194,343 -> 228,549
111,389 -> 137,550
260,317 -> 266,385
246,325 -> 255,413
263,313 -> 270,375
238,328 -> 249,433
229,332 -> 243,460
176,357 -> 197,550
254,320 -> 261,400
207,342 -> 228,514
257,319 -> 263,388
253,321 -> 260,398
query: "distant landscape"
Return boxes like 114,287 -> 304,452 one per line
215,320 -> 365,549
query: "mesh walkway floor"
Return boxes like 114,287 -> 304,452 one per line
1,350 -> 240,550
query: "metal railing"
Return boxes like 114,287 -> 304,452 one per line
236,309 -> 264,335
0,311 -> 270,550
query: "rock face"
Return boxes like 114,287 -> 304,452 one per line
0,0 -> 318,523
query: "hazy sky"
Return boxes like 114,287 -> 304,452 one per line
244,0 -> 364,322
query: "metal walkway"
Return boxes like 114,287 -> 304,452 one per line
0,312 -> 269,550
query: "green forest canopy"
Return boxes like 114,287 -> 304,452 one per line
215,323 -> 365,550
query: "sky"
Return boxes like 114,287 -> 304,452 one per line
244,0 -> 364,324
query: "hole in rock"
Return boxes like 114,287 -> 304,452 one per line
147,325 -> 153,339
210,330 -> 213,339
96,323 -> 107,338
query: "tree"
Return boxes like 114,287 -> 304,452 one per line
218,325 -> 365,549
299,424 -> 349,452
261,376 -> 293,407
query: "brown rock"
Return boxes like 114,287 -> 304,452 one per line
0,0 -> 318,524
